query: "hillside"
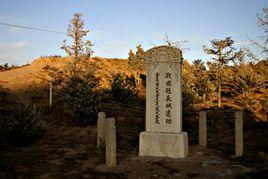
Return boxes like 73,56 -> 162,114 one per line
0,56 -> 130,96
0,57 -> 267,121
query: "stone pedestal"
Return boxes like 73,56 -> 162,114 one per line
139,132 -> 188,158
139,46 -> 189,159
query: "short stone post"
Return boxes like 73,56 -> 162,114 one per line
49,82 -> 53,108
235,111 -> 243,157
199,111 -> 207,147
97,112 -> 106,147
105,118 -> 116,166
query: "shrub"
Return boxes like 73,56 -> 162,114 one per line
63,74 -> 101,125
0,101 -> 44,146
111,73 -> 139,105
43,59 -> 102,126
182,85 -> 196,114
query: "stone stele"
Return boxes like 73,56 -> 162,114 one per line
139,45 -> 189,158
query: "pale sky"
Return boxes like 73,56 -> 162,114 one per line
0,0 -> 267,65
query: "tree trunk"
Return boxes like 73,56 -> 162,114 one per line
218,85 -> 221,108
202,93 -> 206,101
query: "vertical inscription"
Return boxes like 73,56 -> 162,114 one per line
165,72 -> 172,124
155,73 -> 160,124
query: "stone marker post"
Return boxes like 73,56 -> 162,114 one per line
139,46 -> 189,158
106,118 -> 116,166
235,111 -> 243,157
97,112 -> 106,147
199,111 -> 207,147
49,82 -> 53,108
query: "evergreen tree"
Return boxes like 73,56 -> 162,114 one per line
203,37 -> 244,65
192,59 -> 212,101
226,63 -> 267,100
135,44 -> 145,71
203,37 -> 244,107
128,49 -> 136,69
127,45 -> 145,90
61,13 -> 93,62
127,44 -> 145,72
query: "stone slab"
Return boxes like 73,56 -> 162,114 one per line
139,131 -> 189,158
145,46 -> 183,133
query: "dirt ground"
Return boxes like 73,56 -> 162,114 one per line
0,103 -> 267,179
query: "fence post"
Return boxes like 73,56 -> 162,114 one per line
49,82 -> 53,108
199,111 -> 207,147
106,118 -> 116,166
235,111 -> 243,157
97,112 -> 106,147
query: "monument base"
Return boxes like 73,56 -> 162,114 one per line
139,131 -> 189,158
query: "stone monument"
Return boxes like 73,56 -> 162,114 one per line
139,45 -> 189,158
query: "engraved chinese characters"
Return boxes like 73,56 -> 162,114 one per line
155,72 -> 174,125
165,72 -> 172,124
155,73 -> 160,124
145,46 -> 183,133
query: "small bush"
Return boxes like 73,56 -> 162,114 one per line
182,87 -> 195,114
111,73 -> 139,105
43,59 -> 102,126
63,75 -> 101,125
0,101 -> 44,146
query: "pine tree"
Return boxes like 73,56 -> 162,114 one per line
127,44 -> 145,89
227,63 -> 266,100
61,13 -> 93,62
135,44 -> 145,72
128,49 -> 136,69
203,37 -> 244,107
127,44 -> 145,73
193,59 -> 211,101
203,37 -> 244,65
